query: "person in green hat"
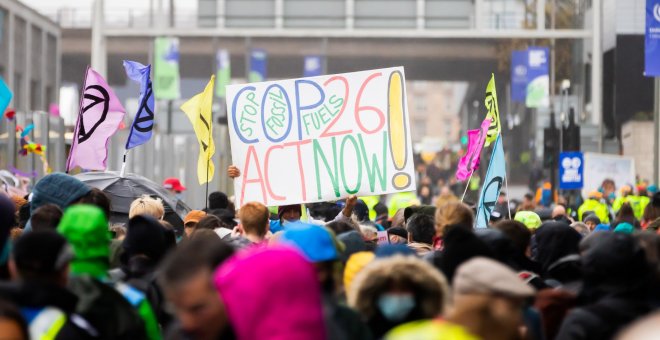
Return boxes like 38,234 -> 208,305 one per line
58,204 -> 161,340
514,211 -> 542,232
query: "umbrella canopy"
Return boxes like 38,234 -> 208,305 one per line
75,171 -> 190,231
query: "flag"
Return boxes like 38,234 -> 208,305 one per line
456,118 -> 490,181
181,75 -> 216,184
0,77 -> 12,120
303,55 -> 323,77
475,134 -> 506,228
248,49 -> 267,83
153,37 -> 180,100
123,60 -> 155,149
66,67 -> 126,171
484,74 -> 500,147
215,49 -> 231,98
645,0 -> 660,76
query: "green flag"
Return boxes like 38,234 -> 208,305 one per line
215,49 -> 230,98
483,74 -> 500,147
153,37 -> 180,100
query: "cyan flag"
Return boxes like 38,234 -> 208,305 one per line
123,60 -> 155,149
475,134 -> 506,228
0,77 -> 12,120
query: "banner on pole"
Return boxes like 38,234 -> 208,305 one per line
248,49 -> 268,83
123,60 -> 155,149
456,118 -> 490,181
153,37 -> 180,100
216,49 -> 231,98
67,67 -> 126,171
484,74 -> 501,147
559,151 -> 584,190
526,47 -> 550,108
226,67 -> 416,207
181,76 -> 216,185
475,134 -> 506,228
0,77 -> 12,120
645,0 -> 660,76
511,50 -> 528,103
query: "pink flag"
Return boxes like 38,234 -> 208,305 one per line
455,118 -> 491,181
66,67 -> 126,171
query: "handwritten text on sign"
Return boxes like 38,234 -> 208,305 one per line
227,67 -> 416,206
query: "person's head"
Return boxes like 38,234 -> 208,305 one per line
584,214 -> 601,231
601,179 -> 616,196
30,204 -> 63,232
616,203 -> 636,223
349,255 -> 449,326
493,220 -> 532,257
450,257 -> 535,340
343,251 -> 375,300
214,247 -> 326,339
184,210 -> 206,236
0,300 -> 28,340
552,205 -> 566,219
359,223 -> 378,241
406,213 -> 435,245
434,202 -> 474,238
620,185 -> 632,197
617,312 -> 660,340
534,221 -> 582,276
163,177 -> 186,195
159,237 -> 234,340
208,191 -> 229,210
57,205 -> 111,278
514,211 -> 542,231
30,173 -> 91,215
9,230 -> 72,286
122,215 -> 170,272
129,195 -> 164,220
278,204 -> 302,223
571,222 -> 591,237
197,215 -> 231,231
326,220 -> 357,236
387,227 -> 408,245
238,202 -> 269,238
522,193 -> 534,205
76,188 -> 111,219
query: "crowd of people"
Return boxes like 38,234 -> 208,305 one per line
1,164 -> 660,340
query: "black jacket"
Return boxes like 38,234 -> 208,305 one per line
0,281 -> 97,339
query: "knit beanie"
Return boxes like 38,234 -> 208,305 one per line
31,173 -> 91,214
58,204 -> 110,278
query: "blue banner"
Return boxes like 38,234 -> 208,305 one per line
559,151 -> 584,190
123,60 -> 155,149
511,50 -> 528,103
248,48 -> 268,83
303,55 -> 323,77
476,134 -> 506,228
646,0 -> 660,76
526,47 -> 550,108
0,77 -> 12,120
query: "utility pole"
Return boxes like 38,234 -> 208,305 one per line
591,0 -> 603,152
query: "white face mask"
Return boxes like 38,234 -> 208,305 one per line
377,293 -> 416,322
281,219 -> 299,227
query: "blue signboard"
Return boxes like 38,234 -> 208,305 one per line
303,55 -> 323,77
645,0 -> 660,76
248,48 -> 268,83
559,151 -> 584,190
526,47 -> 550,108
511,50 -> 528,103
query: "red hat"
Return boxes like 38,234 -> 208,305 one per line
163,177 -> 186,192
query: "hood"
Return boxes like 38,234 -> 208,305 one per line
534,221 -> 581,273
31,173 -> 91,214
337,230 -> 366,262
214,246 -> 326,340
438,226 -> 495,283
122,215 -> 168,266
58,205 -> 111,278
349,255 -> 449,320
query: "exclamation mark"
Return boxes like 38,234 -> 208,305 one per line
388,70 -> 411,190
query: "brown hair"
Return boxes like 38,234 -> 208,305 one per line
434,202 -> 474,237
238,202 -> 269,237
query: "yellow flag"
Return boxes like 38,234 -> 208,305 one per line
484,74 -> 500,147
181,75 -> 215,184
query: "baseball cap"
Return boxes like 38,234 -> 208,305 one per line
184,210 -> 206,226
280,222 -> 339,262
163,178 -> 186,192
454,257 -> 535,298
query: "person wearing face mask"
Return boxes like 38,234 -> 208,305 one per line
163,178 -> 186,200
348,255 -> 449,338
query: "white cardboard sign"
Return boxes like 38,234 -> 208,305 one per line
226,67 -> 416,206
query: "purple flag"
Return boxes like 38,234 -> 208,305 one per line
66,67 -> 126,171
456,118 -> 491,181
123,60 -> 155,149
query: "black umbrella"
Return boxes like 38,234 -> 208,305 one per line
75,171 -> 191,232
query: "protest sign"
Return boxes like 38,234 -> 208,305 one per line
582,153 -> 636,198
227,67 -> 416,207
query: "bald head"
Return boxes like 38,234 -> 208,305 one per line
616,312 -> 660,340
552,205 -> 566,218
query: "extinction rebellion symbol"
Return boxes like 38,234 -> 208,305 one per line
481,176 -> 503,226
78,85 -> 109,143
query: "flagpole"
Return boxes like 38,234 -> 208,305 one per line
460,170 -> 474,202
66,65 -> 90,173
